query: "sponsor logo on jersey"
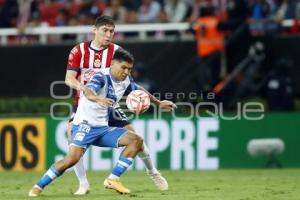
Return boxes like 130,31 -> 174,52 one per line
83,69 -> 96,81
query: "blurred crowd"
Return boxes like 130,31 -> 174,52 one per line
1,0 -> 300,34
0,1 -> 298,110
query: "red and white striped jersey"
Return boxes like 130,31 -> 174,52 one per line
67,41 -> 121,106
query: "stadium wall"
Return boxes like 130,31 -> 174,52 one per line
0,113 -> 299,171
1,37 -> 300,97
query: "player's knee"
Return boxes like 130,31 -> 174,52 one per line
131,134 -> 143,151
64,155 -> 80,168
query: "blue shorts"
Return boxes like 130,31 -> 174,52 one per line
71,123 -> 127,149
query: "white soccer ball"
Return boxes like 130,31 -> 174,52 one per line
126,90 -> 150,113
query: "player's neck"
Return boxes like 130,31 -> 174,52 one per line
91,40 -> 106,50
109,69 -> 121,83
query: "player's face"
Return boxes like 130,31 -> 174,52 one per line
94,24 -> 115,47
111,60 -> 133,81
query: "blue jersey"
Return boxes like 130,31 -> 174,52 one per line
72,68 -> 138,127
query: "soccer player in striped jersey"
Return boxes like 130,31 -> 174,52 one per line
65,15 -> 171,195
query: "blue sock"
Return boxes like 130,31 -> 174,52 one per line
36,166 -> 61,189
110,156 -> 133,178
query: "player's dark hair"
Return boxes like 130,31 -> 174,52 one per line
113,49 -> 134,64
94,15 -> 115,27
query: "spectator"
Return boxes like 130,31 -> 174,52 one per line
188,0 -> 202,23
248,0 -> 278,36
125,9 -> 138,23
39,0 -> 64,26
137,0 -> 161,23
218,0 -> 249,31
0,0 -> 18,27
17,0 -> 40,31
104,0 -> 127,24
274,0 -> 297,22
78,0 -> 106,18
123,9 -> 139,37
123,0 -> 141,11
55,9 -> 68,26
66,0 -> 82,17
296,1 -> 300,19
164,0 -> 188,22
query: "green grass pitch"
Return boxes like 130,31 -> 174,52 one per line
0,169 -> 300,200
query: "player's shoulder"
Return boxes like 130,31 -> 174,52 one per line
101,68 -> 110,75
128,75 -> 135,82
94,69 -> 108,79
70,42 -> 82,55
70,41 -> 88,52
109,43 -> 121,50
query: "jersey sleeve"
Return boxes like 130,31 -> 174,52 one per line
67,44 -> 81,72
125,76 -> 139,94
85,72 -> 106,94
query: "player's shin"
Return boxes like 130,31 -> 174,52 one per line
74,157 -> 89,185
105,156 -> 133,194
73,157 -> 90,195
138,143 -> 168,191
138,142 -> 158,174
36,165 -> 62,189
109,156 -> 133,180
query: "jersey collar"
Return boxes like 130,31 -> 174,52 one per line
89,40 -> 108,52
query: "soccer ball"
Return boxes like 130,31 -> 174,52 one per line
126,90 -> 150,113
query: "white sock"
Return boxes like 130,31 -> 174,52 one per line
73,157 -> 89,186
108,174 -> 120,180
138,143 -> 158,174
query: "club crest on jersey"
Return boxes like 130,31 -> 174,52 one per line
94,59 -> 101,68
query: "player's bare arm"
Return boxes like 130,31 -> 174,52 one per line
138,86 -> 177,111
84,87 -> 114,107
65,70 -> 85,91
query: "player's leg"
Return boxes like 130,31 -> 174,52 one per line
28,145 -> 85,197
109,108 -> 155,170
67,114 -> 90,195
94,127 -> 143,194
109,107 -> 168,191
124,124 -> 169,191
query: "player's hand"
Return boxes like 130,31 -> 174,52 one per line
78,83 -> 86,92
95,97 -> 114,107
159,100 -> 177,112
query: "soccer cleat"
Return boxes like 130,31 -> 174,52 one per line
28,185 -> 43,197
103,178 -> 131,194
74,183 -> 90,195
148,171 -> 169,191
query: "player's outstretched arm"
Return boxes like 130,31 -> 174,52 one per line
138,86 -> 177,112
65,70 -> 85,91
84,88 -> 114,107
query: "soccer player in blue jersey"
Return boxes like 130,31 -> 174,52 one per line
28,49 -> 176,197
